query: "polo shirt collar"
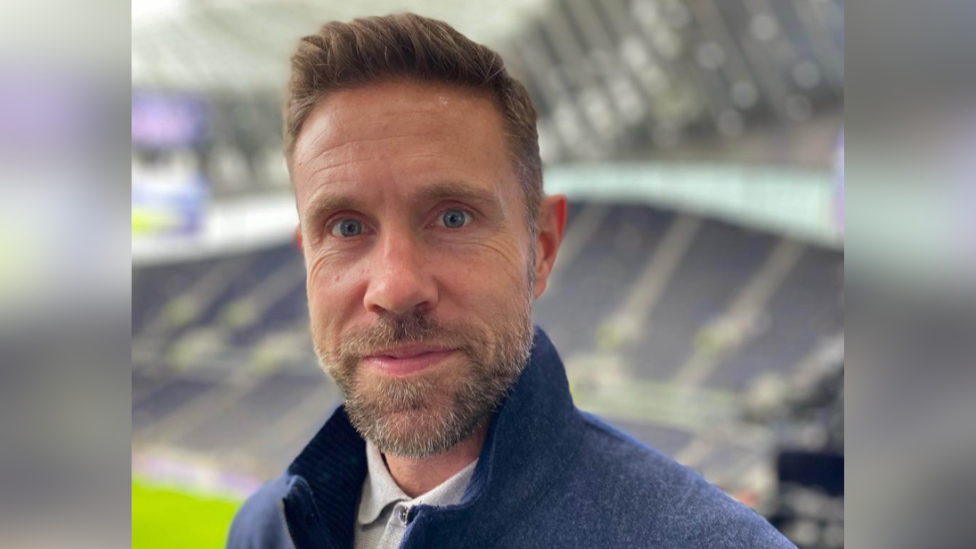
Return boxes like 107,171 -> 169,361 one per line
356,441 -> 478,526
356,441 -> 408,525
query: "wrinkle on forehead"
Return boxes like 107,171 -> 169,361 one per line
292,80 -> 494,173
290,80 -> 514,208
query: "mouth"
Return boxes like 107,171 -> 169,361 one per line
363,344 -> 457,377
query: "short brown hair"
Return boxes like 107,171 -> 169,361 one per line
283,13 -> 543,219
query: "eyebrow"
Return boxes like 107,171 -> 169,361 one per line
303,180 -> 503,232
303,192 -> 367,235
413,181 -> 502,211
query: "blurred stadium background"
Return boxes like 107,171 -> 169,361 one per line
131,1 -> 844,547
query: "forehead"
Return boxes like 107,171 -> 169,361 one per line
290,80 -> 516,207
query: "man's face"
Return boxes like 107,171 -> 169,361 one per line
291,80 -> 537,458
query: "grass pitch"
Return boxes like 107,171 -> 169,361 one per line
132,477 -> 242,549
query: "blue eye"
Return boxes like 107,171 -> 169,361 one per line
331,218 -> 363,237
440,209 -> 469,229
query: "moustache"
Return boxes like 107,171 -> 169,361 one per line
334,312 -> 477,361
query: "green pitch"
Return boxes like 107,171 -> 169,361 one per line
132,478 -> 242,549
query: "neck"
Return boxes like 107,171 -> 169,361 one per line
383,422 -> 487,498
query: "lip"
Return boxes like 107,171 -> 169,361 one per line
364,345 -> 456,377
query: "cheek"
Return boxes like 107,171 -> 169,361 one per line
306,256 -> 365,335
435,239 -> 529,310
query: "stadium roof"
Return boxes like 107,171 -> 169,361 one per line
133,0 -> 844,163
132,0 -> 550,91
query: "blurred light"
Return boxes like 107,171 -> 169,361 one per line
536,121 -> 561,163
621,35 -> 650,68
580,87 -> 618,140
787,519 -> 821,547
792,61 -> 823,89
638,64 -> 669,95
731,80 -> 759,109
652,30 -> 683,59
750,13 -> 780,42
610,77 -> 645,121
132,0 -> 188,24
632,0 -> 661,28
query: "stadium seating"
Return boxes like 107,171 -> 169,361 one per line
132,200 -> 843,490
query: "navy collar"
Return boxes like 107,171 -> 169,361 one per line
283,327 -> 585,549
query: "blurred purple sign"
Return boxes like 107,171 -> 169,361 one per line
132,92 -> 210,236
132,92 -> 207,147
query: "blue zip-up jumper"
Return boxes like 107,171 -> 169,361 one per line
227,328 -> 795,549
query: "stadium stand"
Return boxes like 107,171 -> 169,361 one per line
132,201 -> 843,514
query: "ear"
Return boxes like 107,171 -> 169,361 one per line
532,194 -> 567,300
293,225 -> 304,252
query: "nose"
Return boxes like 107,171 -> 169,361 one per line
363,231 -> 438,316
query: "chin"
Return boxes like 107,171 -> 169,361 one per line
370,408 -> 467,458
351,376 -> 476,457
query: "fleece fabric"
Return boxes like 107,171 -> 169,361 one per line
226,327 -> 796,549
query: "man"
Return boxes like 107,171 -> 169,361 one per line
228,13 -> 795,549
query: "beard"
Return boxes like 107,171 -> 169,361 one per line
312,277 -> 535,458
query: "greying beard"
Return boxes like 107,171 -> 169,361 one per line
314,246 -> 536,458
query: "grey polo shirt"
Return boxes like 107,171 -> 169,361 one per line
354,441 -> 478,549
